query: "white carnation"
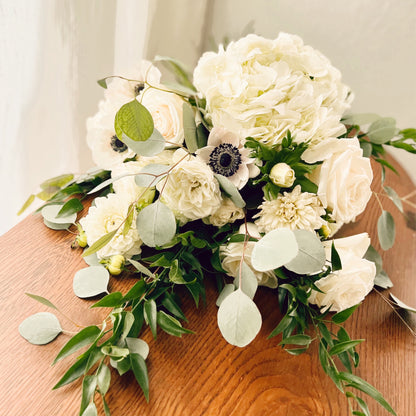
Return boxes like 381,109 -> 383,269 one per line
254,185 -> 326,233
80,193 -> 142,259
156,150 -> 222,224
193,33 -> 352,148
308,233 -> 376,312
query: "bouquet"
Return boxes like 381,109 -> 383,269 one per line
18,33 -> 416,416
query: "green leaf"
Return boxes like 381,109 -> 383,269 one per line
342,113 -> 380,125
122,203 -> 135,237
364,245 -> 382,275
110,356 -> 131,376
130,353 -> 149,402
216,284 -> 235,307
339,372 -> 397,415
19,312 -> 62,345
368,117 -> 397,144
102,395 -> 111,416
80,375 -> 97,415
332,304 -> 361,324
53,353 -> 90,389
97,78 -> 108,89
268,314 -> 293,339
81,402 -> 98,416
284,230 -> 326,274
169,259 -> 187,284
144,299 -> 157,339
233,261 -> 258,299
101,345 -> 130,359
126,338 -> 149,359
375,158 -> 398,174
389,294 -> 416,313
383,186 -> 403,213
82,230 -> 117,257
56,198 -> 84,218
128,259 -> 155,279
251,228 -> 298,272
214,174 -> 245,208
400,128 -> 416,140
359,141 -> 372,158
136,200 -> 176,247
40,173 -> 74,190
331,241 -> 342,272
377,211 -> 395,250
97,364 -> 111,395
54,326 -> 101,364
17,194 -> 35,216
329,339 -> 364,356
285,347 -> 308,355
374,270 -> 393,289
279,334 -> 312,347
217,289 -> 262,347
134,164 -> 168,187
41,204 -> 77,228
183,102 -> 198,152
73,266 -> 110,298
122,279 -> 146,302
157,311 -> 194,337
114,100 -> 154,142
161,294 -> 187,321
154,55 -> 196,91
91,292 -> 124,308
25,293 -> 58,310
120,129 -> 166,157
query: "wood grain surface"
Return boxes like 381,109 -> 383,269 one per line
0,158 -> 415,416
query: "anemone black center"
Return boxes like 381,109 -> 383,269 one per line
134,83 -> 145,96
110,135 -> 128,153
208,143 -> 242,177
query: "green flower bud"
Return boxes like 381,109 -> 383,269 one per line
269,163 -> 295,187
137,188 -> 156,210
107,255 -> 125,276
76,229 -> 88,248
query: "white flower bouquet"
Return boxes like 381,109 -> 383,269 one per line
19,33 -> 416,415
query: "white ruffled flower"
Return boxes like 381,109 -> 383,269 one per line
193,33 -> 352,148
86,99 -> 135,170
304,138 -> 373,224
196,127 -> 260,189
104,61 -> 161,106
254,185 -> 326,233
308,233 -> 376,312
156,149 -> 222,224
204,197 -> 244,227
141,87 -> 185,147
80,193 -> 142,259
220,223 -> 277,288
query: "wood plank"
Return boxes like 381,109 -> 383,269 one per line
0,157 -> 414,416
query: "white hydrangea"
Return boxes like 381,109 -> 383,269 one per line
254,185 -> 326,233
80,193 -> 142,259
193,33 -> 352,149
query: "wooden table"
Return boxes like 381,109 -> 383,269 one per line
1,160 -> 415,416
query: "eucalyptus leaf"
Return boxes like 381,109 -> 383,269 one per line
134,164 -> 168,188
183,102 -> 198,152
377,210 -> 395,250
87,173 -> 133,195
19,312 -> 62,345
82,230 -> 117,257
101,345 -> 129,359
217,289 -> 262,347
73,266 -> 110,298
136,200 -> 176,247
97,364 -> 111,395
130,353 -> 149,402
126,338 -> 149,359
374,270 -> 393,289
216,284 -> 235,307
121,129 -> 165,157
368,117 -> 397,144
342,113 -> 380,126
83,252 -> 101,267
43,219 -> 71,230
25,293 -> 58,310
214,174 -> 245,208
364,245 -> 382,276
383,186 -> 403,213
233,261 -> 258,299
41,204 -> 77,227
284,230 -> 326,274
251,228 -> 298,272
390,294 -> 416,313
114,100 -> 154,142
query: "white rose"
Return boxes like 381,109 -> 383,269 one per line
141,87 -> 184,147
203,197 -> 244,227
220,224 -> 277,288
305,138 -> 373,224
156,150 -> 222,224
80,193 -> 142,259
308,233 -> 376,312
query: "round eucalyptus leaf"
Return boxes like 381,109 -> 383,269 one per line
126,337 -> 149,360
251,228 -> 298,272
377,210 -> 395,251
121,129 -> 165,157
216,284 -> 235,307
217,289 -> 262,347
83,252 -> 101,267
368,117 -> 397,144
41,204 -> 77,226
134,164 -> 169,188
214,174 -> 245,208
284,230 -> 326,274
136,200 -> 176,247
19,312 -> 62,345
341,113 -> 380,126
73,266 -> 110,298
234,262 -> 258,299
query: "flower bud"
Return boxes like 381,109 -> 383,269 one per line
76,229 -> 88,248
269,163 -> 295,187
137,188 -> 156,210
107,255 -> 125,275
